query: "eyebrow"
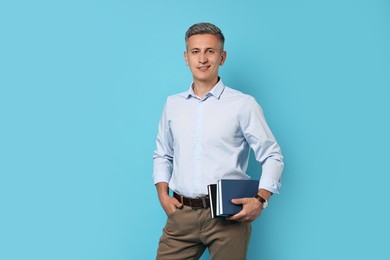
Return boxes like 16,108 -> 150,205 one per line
189,47 -> 217,52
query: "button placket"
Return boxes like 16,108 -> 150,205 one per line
194,100 -> 204,192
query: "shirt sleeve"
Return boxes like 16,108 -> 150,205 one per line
153,101 -> 174,184
239,97 -> 284,194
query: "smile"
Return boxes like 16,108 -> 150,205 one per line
197,66 -> 210,72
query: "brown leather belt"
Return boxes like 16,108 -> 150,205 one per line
173,192 -> 210,209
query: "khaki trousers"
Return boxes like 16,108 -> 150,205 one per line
156,205 -> 251,260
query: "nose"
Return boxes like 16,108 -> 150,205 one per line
199,52 -> 208,64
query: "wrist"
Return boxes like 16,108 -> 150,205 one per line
156,182 -> 169,198
255,194 -> 269,209
258,189 -> 272,201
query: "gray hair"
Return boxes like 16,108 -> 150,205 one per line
185,22 -> 225,50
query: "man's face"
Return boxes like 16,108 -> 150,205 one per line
184,34 -> 226,85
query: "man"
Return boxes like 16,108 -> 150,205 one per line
153,22 -> 284,260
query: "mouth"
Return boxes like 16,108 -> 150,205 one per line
197,65 -> 210,72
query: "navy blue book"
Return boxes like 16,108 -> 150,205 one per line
216,179 -> 259,217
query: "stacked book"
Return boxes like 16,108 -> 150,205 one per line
208,179 -> 259,218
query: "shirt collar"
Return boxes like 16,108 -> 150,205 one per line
186,78 -> 225,100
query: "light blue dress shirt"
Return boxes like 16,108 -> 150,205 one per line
153,79 -> 284,198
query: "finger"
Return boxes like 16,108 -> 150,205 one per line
229,214 -> 254,223
231,198 -> 245,205
172,197 -> 183,208
227,211 -> 245,221
166,206 -> 177,216
227,215 -> 245,222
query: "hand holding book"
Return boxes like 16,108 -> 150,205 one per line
226,197 -> 263,222
208,179 -> 264,222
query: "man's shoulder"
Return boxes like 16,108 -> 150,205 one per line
222,86 -> 255,102
165,90 -> 190,102
222,86 -> 263,113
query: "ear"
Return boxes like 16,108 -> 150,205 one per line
219,51 -> 227,66
184,51 -> 189,66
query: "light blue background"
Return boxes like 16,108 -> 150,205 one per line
1,0 -> 389,259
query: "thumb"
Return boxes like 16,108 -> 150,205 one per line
173,198 -> 184,208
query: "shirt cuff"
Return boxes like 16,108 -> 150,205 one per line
259,177 -> 281,195
153,171 -> 171,185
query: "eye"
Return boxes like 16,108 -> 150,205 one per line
192,50 -> 199,54
208,49 -> 215,53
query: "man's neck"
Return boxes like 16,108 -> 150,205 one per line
192,77 -> 219,99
